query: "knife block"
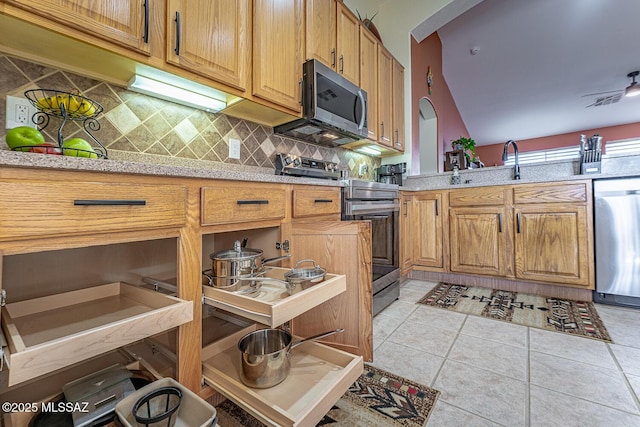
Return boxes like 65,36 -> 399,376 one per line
580,150 -> 602,174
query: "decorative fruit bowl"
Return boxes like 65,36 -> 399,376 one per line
24,89 -> 104,120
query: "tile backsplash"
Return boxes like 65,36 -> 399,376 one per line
0,53 -> 380,179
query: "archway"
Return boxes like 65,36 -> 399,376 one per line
418,97 -> 438,174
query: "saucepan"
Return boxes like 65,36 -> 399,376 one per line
237,328 -> 344,388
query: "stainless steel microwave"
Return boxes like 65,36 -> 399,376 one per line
274,59 -> 368,147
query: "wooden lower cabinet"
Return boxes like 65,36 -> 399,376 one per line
449,206 -> 511,277
413,191 -> 444,269
288,221 -> 373,362
514,204 -> 591,286
399,193 -> 413,272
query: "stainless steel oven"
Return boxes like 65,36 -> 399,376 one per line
342,180 -> 400,316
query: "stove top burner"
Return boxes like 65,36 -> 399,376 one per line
274,152 -> 340,180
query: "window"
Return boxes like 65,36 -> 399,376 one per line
503,137 -> 640,165
604,138 -> 640,155
504,146 -> 579,166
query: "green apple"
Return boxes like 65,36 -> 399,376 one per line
62,137 -> 98,158
5,126 -> 45,151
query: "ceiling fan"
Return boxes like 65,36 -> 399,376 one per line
583,71 -> 640,107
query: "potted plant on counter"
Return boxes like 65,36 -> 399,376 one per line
451,136 -> 482,167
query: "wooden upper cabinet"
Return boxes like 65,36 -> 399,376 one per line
414,191 -> 443,269
392,58 -> 405,152
514,205 -> 591,287
336,2 -> 360,84
305,0 -> 337,69
167,0 -> 251,92
253,0 -> 304,113
5,0 -> 152,54
377,45 -> 393,147
360,26 -> 378,141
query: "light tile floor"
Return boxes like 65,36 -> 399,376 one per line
371,280 -> 640,427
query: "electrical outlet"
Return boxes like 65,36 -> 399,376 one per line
6,95 -> 37,129
229,138 -> 241,159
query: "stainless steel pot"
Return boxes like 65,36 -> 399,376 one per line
235,259 -> 326,295
202,269 -> 264,294
207,240 -> 290,289
237,328 -> 344,388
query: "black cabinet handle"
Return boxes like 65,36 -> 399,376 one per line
498,213 -> 503,232
299,78 -> 303,105
331,48 -> 336,68
516,213 -> 521,233
435,199 -> 439,216
380,122 -> 384,138
74,200 -> 146,206
339,54 -> 344,73
314,199 -> 333,203
237,200 -> 269,205
143,0 -> 149,43
174,11 -> 181,55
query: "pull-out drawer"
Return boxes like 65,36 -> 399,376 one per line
0,180 -> 187,241
201,185 -> 286,226
449,185 -> 507,207
513,181 -> 588,204
1,282 -> 193,386
202,325 -> 363,427
292,187 -> 341,218
202,267 -> 346,327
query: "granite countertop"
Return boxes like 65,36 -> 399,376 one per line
401,153 -> 640,191
0,149 -> 344,187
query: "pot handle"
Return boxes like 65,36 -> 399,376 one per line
292,259 -> 319,270
290,328 -> 344,350
262,254 -> 292,265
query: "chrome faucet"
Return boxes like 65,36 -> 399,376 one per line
502,140 -> 520,180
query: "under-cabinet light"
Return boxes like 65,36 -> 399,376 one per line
127,75 -> 227,112
355,145 -> 382,156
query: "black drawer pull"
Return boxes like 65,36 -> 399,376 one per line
516,213 -> 521,233
74,200 -> 146,206
237,200 -> 269,205
143,0 -> 150,43
498,213 -> 503,232
174,11 -> 181,55
435,199 -> 439,216
314,199 -> 333,203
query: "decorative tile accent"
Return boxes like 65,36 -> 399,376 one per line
0,53 -> 381,178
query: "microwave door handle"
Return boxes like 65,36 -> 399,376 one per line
356,90 -> 366,130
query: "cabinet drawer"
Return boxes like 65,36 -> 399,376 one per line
449,186 -> 506,207
202,324 -> 363,427
292,188 -> 341,218
1,282 -> 193,386
0,181 -> 187,241
513,182 -> 588,204
201,185 -> 286,226
202,267 -> 346,327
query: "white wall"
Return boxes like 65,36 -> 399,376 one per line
343,0 -> 480,175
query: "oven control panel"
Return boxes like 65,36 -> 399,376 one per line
275,153 -> 340,180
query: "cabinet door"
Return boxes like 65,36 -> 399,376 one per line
305,0 -> 336,69
5,0 -> 151,54
414,192 -> 443,268
253,0 -> 304,112
336,2 -> 360,84
167,0 -> 250,91
360,26 -> 378,141
514,205 -> 591,286
377,45 -> 393,147
392,58 -> 405,152
449,207 -> 511,276
289,221 -> 373,362
399,194 -> 413,271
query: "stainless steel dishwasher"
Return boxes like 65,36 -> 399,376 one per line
593,176 -> 640,308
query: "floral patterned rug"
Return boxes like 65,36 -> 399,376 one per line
417,283 -> 612,342
215,364 -> 440,427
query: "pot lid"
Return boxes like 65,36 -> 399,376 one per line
210,240 -> 263,260
285,259 -> 326,280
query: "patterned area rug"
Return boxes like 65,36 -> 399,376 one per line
215,364 -> 440,427
417,283 -> 612,342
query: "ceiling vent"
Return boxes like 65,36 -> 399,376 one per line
587,93 -> 622,108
